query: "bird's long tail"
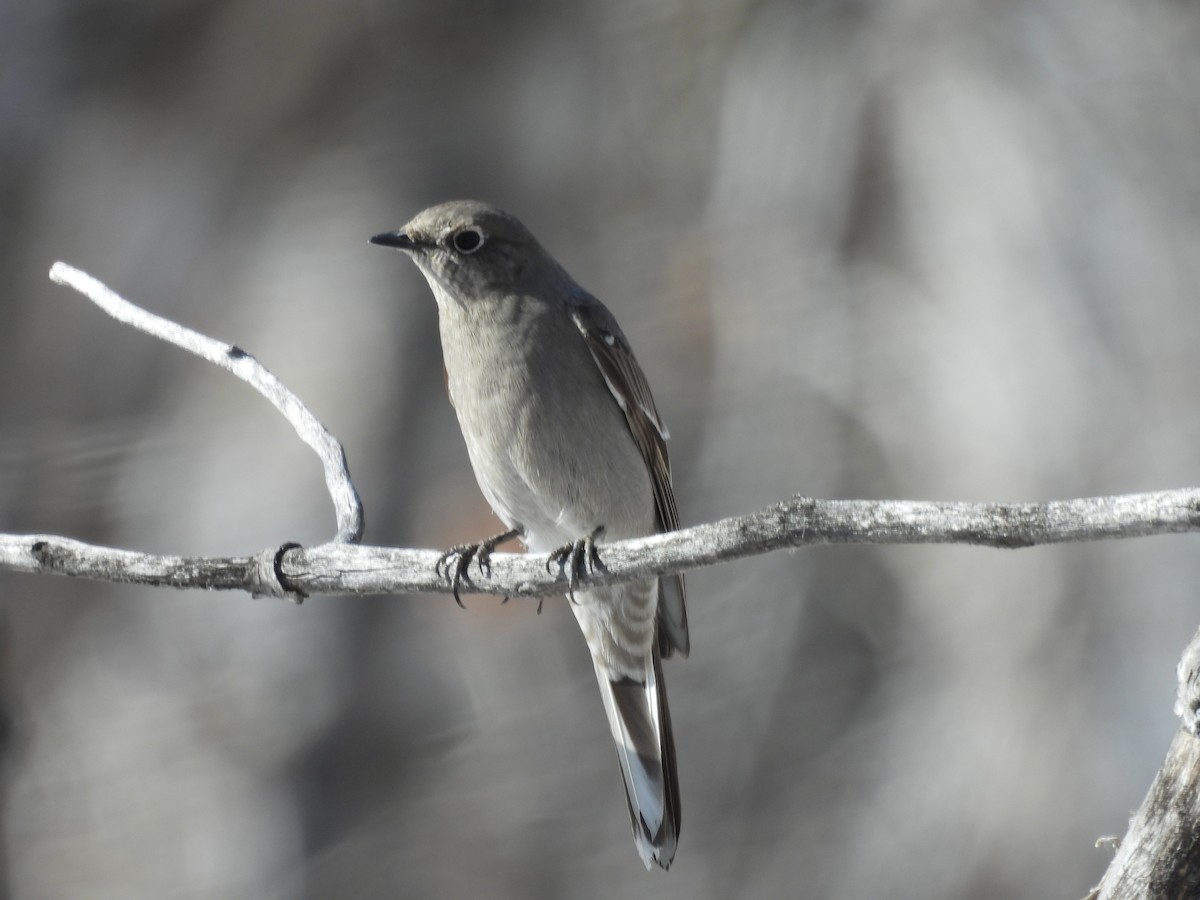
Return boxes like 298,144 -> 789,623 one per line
593,649 -> 681,869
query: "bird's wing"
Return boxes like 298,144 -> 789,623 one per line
569,302 -> 689,659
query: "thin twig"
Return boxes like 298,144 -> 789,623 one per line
47,263 -> 364,543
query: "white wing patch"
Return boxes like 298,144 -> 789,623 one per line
571,311 -> 670,443
568,306 -> 688,659
596,361 -> 629,413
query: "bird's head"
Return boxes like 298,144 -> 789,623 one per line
371,200 -> 563,304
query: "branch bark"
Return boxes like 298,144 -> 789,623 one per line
1088,627 -> 1200,899
3,491 -> 1200,599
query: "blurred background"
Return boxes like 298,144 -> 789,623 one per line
2,0 -> 1200,897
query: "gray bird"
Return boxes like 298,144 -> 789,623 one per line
371,201 -> 689,869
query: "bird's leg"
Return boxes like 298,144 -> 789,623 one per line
436,528 -> 521,608
546,526 -> 606,604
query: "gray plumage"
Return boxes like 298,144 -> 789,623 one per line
371,201 -> 688,869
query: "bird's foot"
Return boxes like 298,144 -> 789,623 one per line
436,528 -> 521,608
546,526 -> 606,604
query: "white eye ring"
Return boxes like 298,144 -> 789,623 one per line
451,227 -> 485,254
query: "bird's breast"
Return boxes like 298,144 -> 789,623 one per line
437,301 -> 655,547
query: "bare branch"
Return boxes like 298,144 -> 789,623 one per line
48,263 -> 364,543
27,265 -> 1200,598
0,534 -> 295,598
286,491 -> 1200,596
4,491 -> 1200,598
1089,626 -> 1200,899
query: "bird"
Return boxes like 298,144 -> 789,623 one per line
371,201 -> 689,869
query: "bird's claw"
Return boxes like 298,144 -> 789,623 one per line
546,526 -> 605,604
435,529 -> 520,608
435,543 -> 479,608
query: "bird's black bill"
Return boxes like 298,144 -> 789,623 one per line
369,231 -> 414,249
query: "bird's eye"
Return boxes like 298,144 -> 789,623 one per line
452,228 -> 484,254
